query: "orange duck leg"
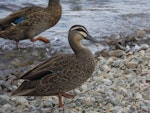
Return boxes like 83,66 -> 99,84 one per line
31,36 -> 50,43
58,93 -> 76,107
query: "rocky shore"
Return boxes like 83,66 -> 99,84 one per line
0,30 -> 150,113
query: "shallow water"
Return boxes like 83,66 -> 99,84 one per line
0,0 -> 150,51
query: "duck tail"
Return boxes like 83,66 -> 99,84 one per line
11,81 -> 34,96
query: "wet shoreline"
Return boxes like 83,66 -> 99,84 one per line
0,0 -> 150,112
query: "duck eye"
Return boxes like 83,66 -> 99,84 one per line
76,28 -> 86,32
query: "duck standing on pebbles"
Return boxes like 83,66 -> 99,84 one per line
0,0 -> 61,48
12,25 -> 98,107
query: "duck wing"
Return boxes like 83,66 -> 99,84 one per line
19,54 -> 71,81
0,6 -> 41,30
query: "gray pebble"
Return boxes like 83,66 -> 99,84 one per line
109,50 -> 125,57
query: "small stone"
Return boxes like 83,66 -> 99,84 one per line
63,107 -> 70,113
0,96 -> 9,106
74,107 -> 82,112
75,99 -> 82,106
0,108 -> 4,113
93,76 -> 101,81
110,97 -> 121,105
41,101 -> 52,108
98,72 -> 108,79
109,50 -> 125,57
51,109 -> 59,113
136,30 -> 146,38
11,97 -> 29,106
108,72 -> 115,80
66,103 -> 76,108
139,50 -> 145,56
125,62 -> 138,69
111,106 -> 122,113
101,79 -> 112,85
121,108 -> 129,113
118,88 -> 128,96
80,84 -> 87,92
69,110 -> 77,113
90,111 -> 99,113
35,108 -> 44,113
143,89 -> 150,100
26,96 -> 36,101
82,97 -> 95,106
139,44 -> 149,50
107,57 -> 115,65
111,60 -> 121,67
74,89 -> 80,94
146,74 -> 150,83
11,59 -> 21,67
3,103 -> 12,108
2,104 -> 13,112
135,93 -> 143,100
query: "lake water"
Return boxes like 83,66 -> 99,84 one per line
0,0 -> 150,51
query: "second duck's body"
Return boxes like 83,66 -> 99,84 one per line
12,25 -> 97,107
0,0 -> 61,47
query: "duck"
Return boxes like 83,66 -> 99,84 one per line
11,25 -> 98,107
0,0 -> 61,48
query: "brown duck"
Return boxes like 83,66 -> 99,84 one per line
0,0 -> 61,47
12,25 -> 98,107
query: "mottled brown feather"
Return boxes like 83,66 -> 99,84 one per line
11,25 -> 96,98
0,0 -> 61,41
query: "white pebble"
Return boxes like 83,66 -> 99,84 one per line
3,104 -> 11,108
93,76 -> 101,81
83,97 -> 95,106
135,93 -> 143,100
101,79 -> 112,85
74,89 -> 81,94
80,84 -> 87,92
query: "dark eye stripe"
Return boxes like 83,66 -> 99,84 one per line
70,25 -> 89,38
71,26 -> 87,32
76,28 -> 86,32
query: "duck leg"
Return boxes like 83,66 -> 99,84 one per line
16,41 -> 19,48
31,36 -> 49,43
58,93 -> 76,107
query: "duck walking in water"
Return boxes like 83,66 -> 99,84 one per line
12,25 -> 98,107
0,0 -> 61,48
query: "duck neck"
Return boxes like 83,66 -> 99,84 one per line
48,0 -> 60,7
69,32 -> 92,57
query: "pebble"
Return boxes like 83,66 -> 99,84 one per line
109,49 -> 125,57
73,89 -> 81,94
125,62 -> 138,69
139,50 -> 145,56
52,109 -> 59,113
118,88 -> 128,96
139,44 -> 149,50
0,37 -> 150,113
79,84 -> 88,92
93,76 -> 101,81
3,103 -> 12,108
82,97 -> 95,106
136,30 -> 146,38
135,93 -> 143,100
98,72 -> 109,78
41,100 -> 53,108
11,97 -> 29,106
0,96 -> 9,105
101,78 -> 112,85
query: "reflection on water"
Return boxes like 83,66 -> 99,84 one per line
0,0 -> 150,50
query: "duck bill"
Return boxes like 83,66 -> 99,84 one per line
86,34 -> 100,43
